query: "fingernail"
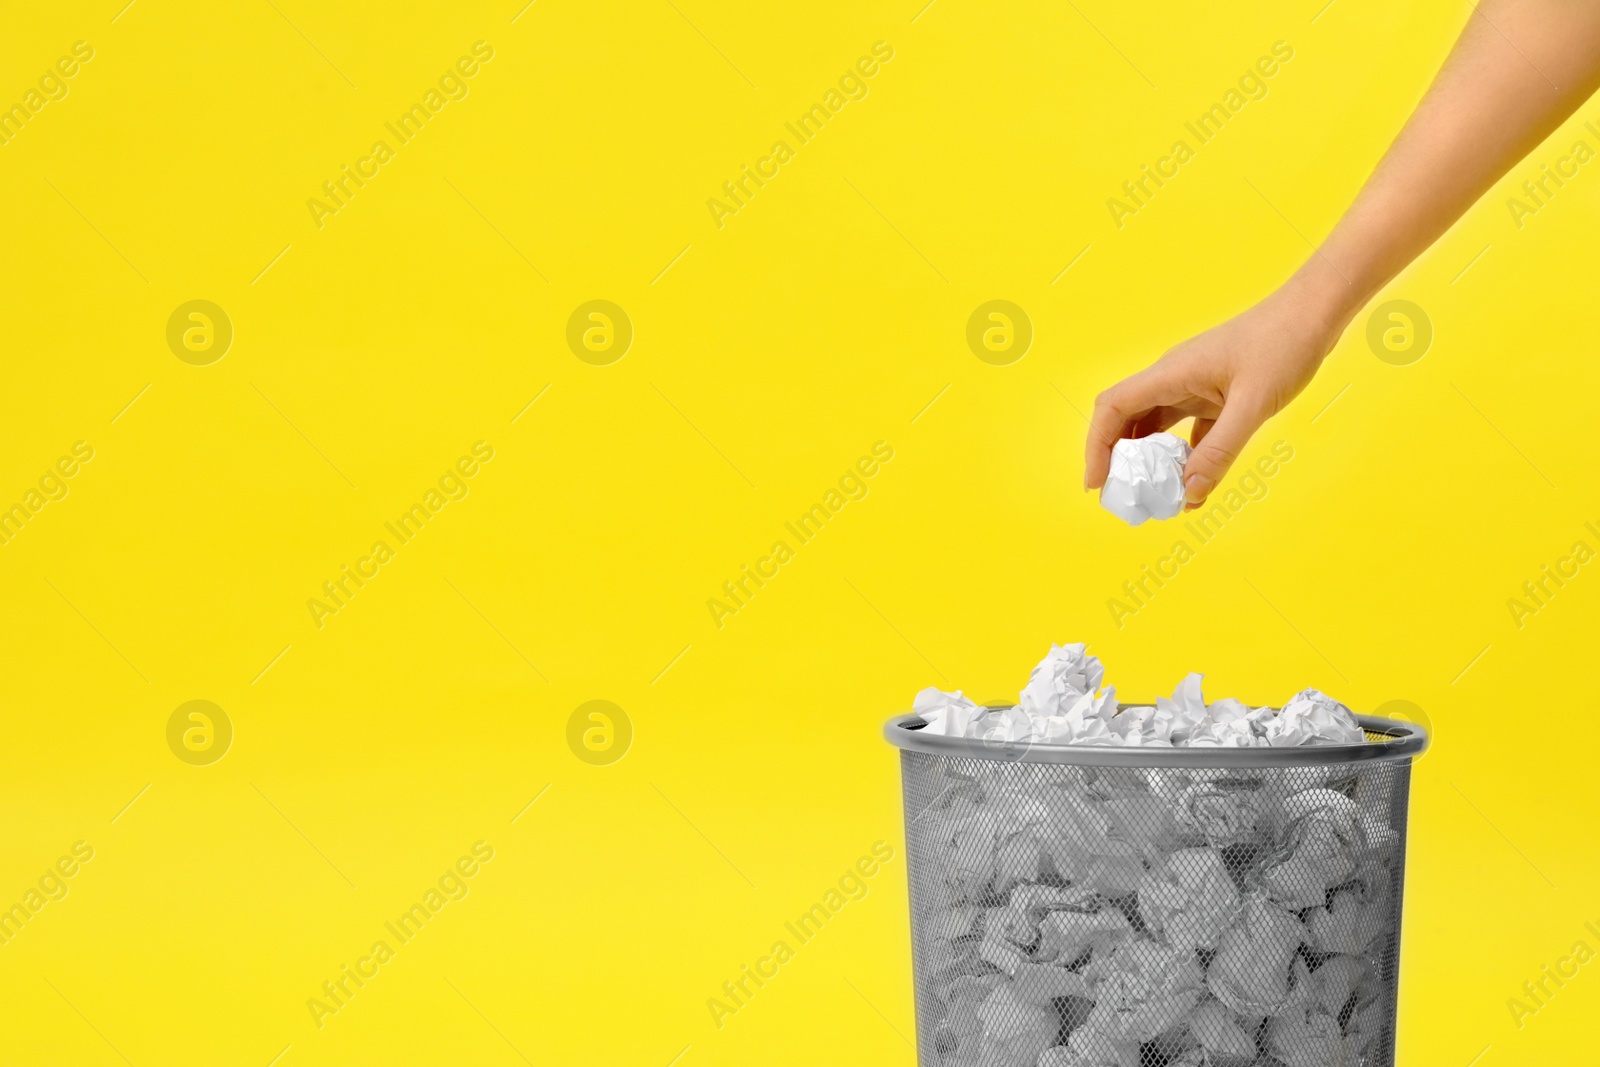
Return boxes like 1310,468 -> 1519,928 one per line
1185,474 -> 1214,503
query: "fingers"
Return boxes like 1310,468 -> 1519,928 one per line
1084,385 -> 1139,490
1130,408 -> 1184,440
1182,394 -> 1269,507
1087,370 -> 1215,489
1085,373 -> 1184,489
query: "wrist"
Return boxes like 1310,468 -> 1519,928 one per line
1277,255 -> 1370,355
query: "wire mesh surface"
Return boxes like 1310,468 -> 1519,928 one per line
899,750 -> 1413,1067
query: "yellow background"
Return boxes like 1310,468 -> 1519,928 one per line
1,0 -> 1596,1063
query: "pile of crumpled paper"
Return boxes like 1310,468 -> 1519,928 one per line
906,645 -> 1401,1067
915,644 -> 1368,749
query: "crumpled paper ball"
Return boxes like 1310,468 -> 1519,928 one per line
1137,848 -> 1242,952
1155,673 -> 1209,742
1096,790 -> 1180,851
1082,939 -> 1206,1043
985,886 -> 1099,962
934,793 -> 1056,902
1185,698 -> 1276,747
1264,957 -> 1378,1067
1040,687 -> 1122,746
1265,688 -> 1367,746
925,796 -> 1009,898
1037,906 -> 1135,964
1265,1004 -> 1346,1067
1020,642 -> 1105,717
1306,862 -> 1392,955
1104,703 -> 1176,747
913,687 -> 983,737
1041,1026 -> 1141,1067
973,984 -> 1059,1067
927,899 -> 984,950
985,887 -> 1093,965
1174,779 -> 1265,848
1100,432 -> 1192,526
1187,999 -> 1258,1065
1262,789 -> 1363,909
1306,954 -> 1368,1016
1207,894 -> 1308,1016
1010,961 -> 1091,1005
1041,789 -> 1146,896
934,974 -> 999,1064
994,822 -> 1054,895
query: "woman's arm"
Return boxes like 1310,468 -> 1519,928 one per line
1086,0 -> 1600,508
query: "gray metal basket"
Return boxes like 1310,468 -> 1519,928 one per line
884,710 -> 1428,1067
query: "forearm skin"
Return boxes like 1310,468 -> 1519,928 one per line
1284,0 -> 1600,340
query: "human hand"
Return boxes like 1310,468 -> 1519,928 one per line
1079,0 -> 1600,513
1084,284 -> 1342,509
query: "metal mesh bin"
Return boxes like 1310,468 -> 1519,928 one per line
884,711 -> 1428,1067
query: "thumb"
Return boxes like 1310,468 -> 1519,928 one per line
1183,395 -> 1268,506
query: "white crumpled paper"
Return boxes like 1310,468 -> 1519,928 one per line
913,645 -> 1367,752
1206,894 -> 1308,1017
1137,848 -> 1241,953
1081,939 -> 1206,1044
1185,698 -> 1277,748
1307,862 -> 1392,956
1021,643 -> 1106,718
912,687 -> 983,737
1037,907 -> 1135,965
1039,1027 -> 1140,1067
1265,689 -> 1369,746
1264,956 -> 1383,1067
1187,999 -> 1258,1065
1173,779 -> 1266,848
1100,432 -> 1192,526
1155,673 -> 1209,743
1262,789 -> 1364,909
973,984 -> 1059,1067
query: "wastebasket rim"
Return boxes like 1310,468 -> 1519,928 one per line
882,707 -> 1428,766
